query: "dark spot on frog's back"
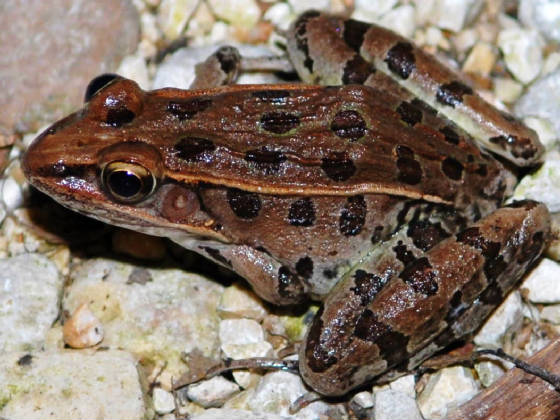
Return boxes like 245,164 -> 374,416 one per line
342,54 -> 375,84
407,220 -> 450,251
384,42 -> 416,79
174,137 -> 216,162
350,269 -> 385,306
167,98 -> 212,120
396,101 -> 423,126
436,81 -> 473,108
244,148 -> 287,174
260,111 -> 300,134
288,198 -> 316,227
331,110 -> 367,141
440,126 -> 460,145
296,256 -> 314,279
400,257 -> 439,295
441,157 -> 464,180
396,156 -> 422,185
321,153 -> 356,181
339,195 -> 367,236
354,309 -> 409,365
343,18 -> 371,52
226,188 -> 261,219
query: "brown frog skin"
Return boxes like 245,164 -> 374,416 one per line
22,11 -> 550,397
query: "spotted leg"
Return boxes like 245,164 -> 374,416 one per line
299,200 -> 550,396
189,46 -> 242,89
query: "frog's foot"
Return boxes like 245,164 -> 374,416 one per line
299,200 -> 550,396
190,46 -> 242,89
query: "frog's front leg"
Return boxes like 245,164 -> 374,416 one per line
300,200 -> 550,396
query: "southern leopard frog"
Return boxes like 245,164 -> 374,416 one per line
23,12 -> 550,396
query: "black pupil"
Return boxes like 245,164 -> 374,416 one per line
108,170 -> 142,198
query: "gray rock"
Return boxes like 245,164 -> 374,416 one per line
0,0 -> 139,137
0,254 -> 62,352
519,0 -> 560,42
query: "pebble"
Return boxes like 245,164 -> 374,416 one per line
493,77 -> 523,104
0,254 -> 62,352
187,376 -> 240,408
0,350 -> 145,419
512,150 -> 560,212
218,283 -> 268,321
520,258 -> 560,303
377,5 -> 416,38
474,360 -> 506,387
462,42 -> 496,76
62,302 -> 104,349
352,0 -> 399,22
417,366 -> 479,419
428,0 -> 484,32
153,387 -> 176,415
515,70 -> 560,136
0,0 -> 139,135
156,0 -> 200,40
519,0 -> 560,42
540,304 -> 560,324
474,291 -> 523,348
190,408 -> 292,420
287,0 -> 330,15
208,0 -> 261,29
497,27 -> 544,84
374,388 -> 423,420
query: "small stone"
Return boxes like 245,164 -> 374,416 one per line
519,0 -> 560,42
389,374 -> 417,398
462,42 -> 496,76
542,51 -> 560,75
207,0 -> 261,29
377,5 -> 416,38
523,117 -> 557,150
429,0 -> 485,32
497,27 -> 544,84
474,360 -> 506,387
263,2 -> 293,32
351,391 -> 374,409
539,304 -> 560,324
287,0 -> 330,15
218,283 -> 268,321
474,291 -> 523,347
417,366 -> 479,419
512,150 -> 560,212
187,376 -> 240,408
0,254 -> 62,352
493,77 -> 523,104
520,258 -> 560,303
116,52 -> 150,90
153,387 -> 176,415
63,302 -> 104,348
515,70 -> 560,136
0,351 -> 145,419
352,0 -> 399,21
190,408 -> 292,420
374,389 -> 423,420
157,0 -> 199,40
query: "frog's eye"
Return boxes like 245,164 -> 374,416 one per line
84,74 -> 121,102
101,161 -> 156,203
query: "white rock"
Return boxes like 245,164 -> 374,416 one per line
414,0 -> 437,26
153,387 -> 176,414
540,304 -> 560,324
520,258 -> 560,303
462,42 -> 496,75
352,0 -> 399,21
218,283 -> 268,321
493,77 -> 523,104
429,0 -> 484,32
219,318 -> 265,345
190,408 -> 292,420
351,391 -> 374,409
374,389 -> 423,420
117,52 -> 150,90
497,28 -> 544,84
543,51 -> 560,76
512,151 -> 560,212
474,291 -> 523,348
287,0 -> 330,15
417,366 -> 479,419
0,254 -> 62,352
63,258 -> 223,386
389,374 -> 417,398
187,376 -> 240,408
377,5 -> 416,38
475,360 -> 506,387
263,2 -> 294,32
0,351 -> 145,419
515,70 -> 560,136
1,174 -> 24,213
519,0 -> 560,42
157,0 -> 200,39
248,371 -> 346,419
208,0 -> 261,28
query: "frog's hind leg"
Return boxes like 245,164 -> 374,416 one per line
299,200 -> 550,396
189,46 -> 242,89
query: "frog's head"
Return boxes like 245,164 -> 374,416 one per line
22,75 -> 228,242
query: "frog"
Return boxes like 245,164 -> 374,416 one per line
22,11 -> 550,396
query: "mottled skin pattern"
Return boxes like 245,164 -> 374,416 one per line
23,12 -> 549,396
